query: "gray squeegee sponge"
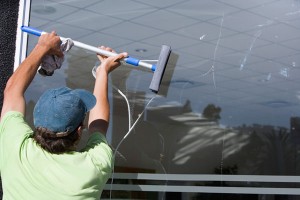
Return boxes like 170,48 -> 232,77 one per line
149,45 -> 172,93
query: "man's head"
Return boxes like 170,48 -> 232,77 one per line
33,87 -> 96,153
34,87 -> 96,134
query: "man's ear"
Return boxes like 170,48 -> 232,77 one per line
77,125 -> 84,137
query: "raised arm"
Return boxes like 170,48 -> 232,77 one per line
0,32 -> 63,120
88,46 -> 127,135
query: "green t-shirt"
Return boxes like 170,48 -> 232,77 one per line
0,111 -> 113,200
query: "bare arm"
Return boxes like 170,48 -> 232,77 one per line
0,32 -> 63,120
88,46 -> 127,135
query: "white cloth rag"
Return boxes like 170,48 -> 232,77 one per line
38,38 -> 74,76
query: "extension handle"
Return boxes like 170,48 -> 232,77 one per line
21,26 -> 155,71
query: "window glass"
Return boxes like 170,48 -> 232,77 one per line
24,0 -> 300,199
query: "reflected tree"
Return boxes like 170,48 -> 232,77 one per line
202,104 -> 222,121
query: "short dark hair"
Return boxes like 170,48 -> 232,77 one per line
33,124 -> 81,154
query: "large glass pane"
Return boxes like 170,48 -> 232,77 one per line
24,0 -> 300,199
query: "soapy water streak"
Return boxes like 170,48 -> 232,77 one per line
261,73 -> 272,82
108,85 -> 169,199
285,10 -> 300,16
211,14 -> 224,89
179,15 -> 224,117
109,88 -> 155,198
193,14 -> 225,185
199,34 -> 206,40
198,14 -> 224,89
198,13 -> 226,189
220,130 -> 226,189
257,20 -> 273,27
240,30 -> 262,71
268,60 -> 292,79
267,73 -> 272,81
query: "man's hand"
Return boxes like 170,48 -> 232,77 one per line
88,47 -> 127,135
1,31 -> 63,119
36,31 -> 63,58
96,46 -> 128,75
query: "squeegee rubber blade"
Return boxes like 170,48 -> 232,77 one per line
149,45 -> 171,93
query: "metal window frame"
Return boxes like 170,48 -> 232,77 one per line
14,0 -> 31,71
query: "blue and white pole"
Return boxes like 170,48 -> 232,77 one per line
21,26 -> 156,72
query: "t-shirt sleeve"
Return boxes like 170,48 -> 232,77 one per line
0,111 -> 33,169
84,133 -> 114,178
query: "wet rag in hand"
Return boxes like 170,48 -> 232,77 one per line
38,38 -> 74,76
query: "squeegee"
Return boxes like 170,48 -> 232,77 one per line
21,26 -> 171,93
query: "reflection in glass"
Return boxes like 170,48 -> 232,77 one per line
23,0 -> 300,198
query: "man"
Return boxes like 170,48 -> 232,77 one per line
0,31 -> 127,199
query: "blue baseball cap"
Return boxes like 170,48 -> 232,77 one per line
33,87 -> 96,137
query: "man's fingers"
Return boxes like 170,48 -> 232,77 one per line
97,45 -> 127,63
50,31 -> 58,36
105,47 -> 113,52
55,50 -> 64,58
116,52 -> 128,61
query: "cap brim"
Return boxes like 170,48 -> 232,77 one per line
71,89 -> 96,111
